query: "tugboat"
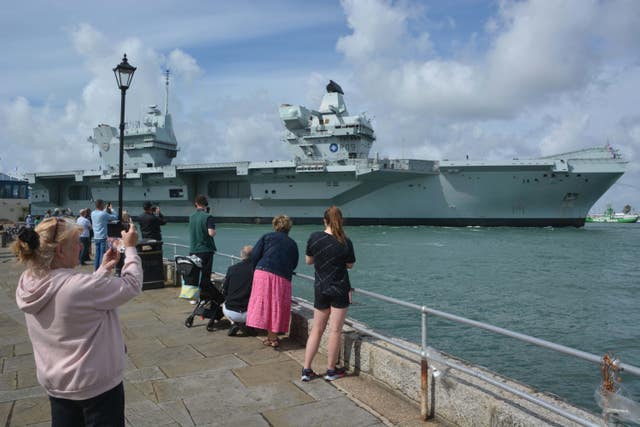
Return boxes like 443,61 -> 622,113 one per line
27,78 -> 627,227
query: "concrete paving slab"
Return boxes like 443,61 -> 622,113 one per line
125,366 -> 167,384
9,395 -> 50,426
0,401 -> 11,426
0,345 -> 14,359
128,345 -> 204,368
0,386 -> 44,403
181,382 -> 314,425
157,400 -> 195,426
12,342 -> 31,357
336,376 -> 421,425
124,337 -> 166,354
292,377 -> 346,400
0,372 -> 16,392
263,396 -> 382,427
234,360 -> 302,387
15,368 -> 38,389
2,354 -> 35,374
153,369 -> 245,403
159,354 -> 246,378
124,381 -> 155,404
125,400 -> 182,427
191,337 -> 267,358
237,344 -> 300,366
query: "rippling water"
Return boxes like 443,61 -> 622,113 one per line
161,221 -> 640,413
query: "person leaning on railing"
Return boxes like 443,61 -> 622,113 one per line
12,217 -> 142,427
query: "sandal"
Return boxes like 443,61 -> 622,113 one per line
262,337 -> 280,348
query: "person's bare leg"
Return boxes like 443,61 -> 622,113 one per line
326,307 -> 348,370
303,308 -> 330,369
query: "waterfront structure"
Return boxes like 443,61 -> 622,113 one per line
27,81 -> 626,226
0,173 -> 29,222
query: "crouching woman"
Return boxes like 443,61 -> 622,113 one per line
12,217 -> 142,427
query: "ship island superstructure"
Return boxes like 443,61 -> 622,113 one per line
27,80 -> 626,226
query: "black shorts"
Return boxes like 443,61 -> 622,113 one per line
314,286 -> 350,310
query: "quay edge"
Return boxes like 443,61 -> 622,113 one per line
289,298 -> 603,427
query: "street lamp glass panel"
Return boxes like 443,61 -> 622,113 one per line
113,55 -> 136,90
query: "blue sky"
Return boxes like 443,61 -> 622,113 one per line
1,0 -> 639,212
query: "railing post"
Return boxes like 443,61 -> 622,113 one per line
421,306 -> 429,420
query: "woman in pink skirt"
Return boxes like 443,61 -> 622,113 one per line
246,215 -> 299,347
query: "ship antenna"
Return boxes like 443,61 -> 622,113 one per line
164,69 -> 170,114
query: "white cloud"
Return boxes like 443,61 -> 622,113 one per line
539,114 -> 590,156
167,49 -> 203,83
337,0 -> 431,64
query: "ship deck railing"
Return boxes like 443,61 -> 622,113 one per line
162,242 -> 639,427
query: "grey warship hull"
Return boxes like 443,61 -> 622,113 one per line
27,81 -> 626,226
27,150 -> 624,227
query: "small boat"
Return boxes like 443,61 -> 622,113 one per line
586,206 -> 639,223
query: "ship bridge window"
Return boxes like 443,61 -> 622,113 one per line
1,184 -> 11,198
208,181 -> 250,198
68,185 -> 91,201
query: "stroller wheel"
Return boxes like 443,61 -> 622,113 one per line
185,315 -> 195,328
206,319 -> 216,332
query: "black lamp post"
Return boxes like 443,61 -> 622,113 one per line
113,54 -> 136,221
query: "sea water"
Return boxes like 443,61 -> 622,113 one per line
161,221 -> 640,413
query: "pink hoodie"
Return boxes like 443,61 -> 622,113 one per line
15,247 -> 143,400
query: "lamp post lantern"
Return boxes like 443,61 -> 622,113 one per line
113,54 -> 136,221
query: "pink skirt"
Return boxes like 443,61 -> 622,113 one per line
246,270 -> 292,334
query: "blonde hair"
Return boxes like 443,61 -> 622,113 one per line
272,215 -> 293,233
12,217 -> 82,275
324,206 -> 346,244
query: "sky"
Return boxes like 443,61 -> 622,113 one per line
1,0 -> 639,213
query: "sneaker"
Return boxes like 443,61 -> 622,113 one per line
301,368 -> 317,382
324,367 -> 347,381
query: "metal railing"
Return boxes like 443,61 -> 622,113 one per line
163,242 -> 638,426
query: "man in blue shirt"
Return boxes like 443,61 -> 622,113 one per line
91,199 -> 117,270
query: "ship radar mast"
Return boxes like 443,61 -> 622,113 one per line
164,69 -> 170,114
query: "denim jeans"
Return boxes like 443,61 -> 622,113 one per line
79,236 -> 91,264
93,239 -> 106,271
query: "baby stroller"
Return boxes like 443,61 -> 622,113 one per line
175,255 -> 224,332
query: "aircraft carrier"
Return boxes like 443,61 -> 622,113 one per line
27,80 -> 626,226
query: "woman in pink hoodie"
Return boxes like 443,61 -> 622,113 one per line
13,217 -> 142,427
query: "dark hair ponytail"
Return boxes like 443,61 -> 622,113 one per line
18,227 -> 40,250
324,206 -> 346,245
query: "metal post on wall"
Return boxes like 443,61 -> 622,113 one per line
421,307 -> 429,420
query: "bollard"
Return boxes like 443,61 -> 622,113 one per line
164,261 -> 176,286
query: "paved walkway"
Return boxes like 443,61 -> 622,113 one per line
0,247 -> 434,426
